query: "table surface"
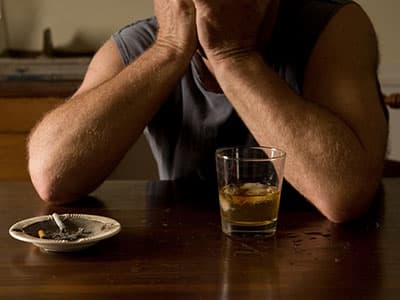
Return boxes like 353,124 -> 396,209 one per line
1,178 -> 400,300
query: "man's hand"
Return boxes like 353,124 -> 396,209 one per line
193,0 -> 273,62
154,0 -> 197,58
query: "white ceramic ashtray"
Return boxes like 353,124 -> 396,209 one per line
9,213 -> 121,252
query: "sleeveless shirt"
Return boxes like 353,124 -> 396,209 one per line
112,0 -> 379,183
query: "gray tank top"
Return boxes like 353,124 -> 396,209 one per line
112,0 -> 371,183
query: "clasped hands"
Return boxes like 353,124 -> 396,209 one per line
154,0 -> 273,63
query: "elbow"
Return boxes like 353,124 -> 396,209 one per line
31,178 -> 69,205
320,197 -> 372,224
313,156 -> 384,223
30,172 -> 79,205
28,156 -> 79,205
27,125 -> 84,205
314,177 -> 380,224
322,204 -> 369,224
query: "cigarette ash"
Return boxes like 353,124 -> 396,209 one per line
21,214 -> 105,241
43,227 -> 92,241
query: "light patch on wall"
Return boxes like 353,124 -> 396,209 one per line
379,63 -> 400,161
2,0 -> 153,51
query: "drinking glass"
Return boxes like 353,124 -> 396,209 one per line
215,146 -> 286,237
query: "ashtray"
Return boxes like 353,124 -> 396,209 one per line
9,213 -> 121,252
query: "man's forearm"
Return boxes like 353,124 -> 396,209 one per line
210,52 -> 386,222
28,44 -> 191,203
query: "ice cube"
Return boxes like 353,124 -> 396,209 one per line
241,183 -> 269,196
219,194 -> 231,212
223,184 -> 240,195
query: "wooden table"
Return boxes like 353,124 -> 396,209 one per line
1,178 -> 400,299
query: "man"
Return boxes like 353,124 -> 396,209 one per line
27,0 -> 388,223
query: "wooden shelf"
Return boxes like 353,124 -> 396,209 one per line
0,97 -> 64,180
0,80 -> 81,97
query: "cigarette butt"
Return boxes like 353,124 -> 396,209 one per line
38,229 -> 46,239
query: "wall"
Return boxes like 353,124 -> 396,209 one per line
356,0 -> 400,160
2,0 -> 153,51
2,1 -> 399,65
357,0 -> 400,65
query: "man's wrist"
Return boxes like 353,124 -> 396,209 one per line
153,39 -> 196,64
209,50 -> 264,75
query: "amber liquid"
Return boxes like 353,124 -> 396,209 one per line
219,182 -> 280,227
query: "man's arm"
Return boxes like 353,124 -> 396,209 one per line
197,2 -> 388,222
28,0 -> 197,204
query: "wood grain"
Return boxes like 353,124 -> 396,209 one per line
0,97 -> 63,132
0,97 -> 63,180
0,134 -> 29,180
0,179 -> 399,300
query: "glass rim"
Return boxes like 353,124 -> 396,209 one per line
215,146 -> 286,162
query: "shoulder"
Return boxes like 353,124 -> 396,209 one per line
302,2 -> 386,133
313,2 -> 378,69
114,16 -> 158,40
292,0 -> 357,50
273,1 -> 356,65
304,2 -> 379,95
268,0 -> 356,92
112,17 -> 159,65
